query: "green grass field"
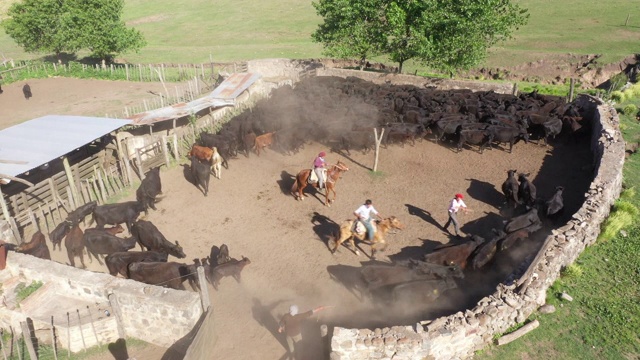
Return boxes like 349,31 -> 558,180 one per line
1,0 -> 639,67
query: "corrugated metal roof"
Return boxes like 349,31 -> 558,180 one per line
0,115 -> 132,178
130,72 -> 261,126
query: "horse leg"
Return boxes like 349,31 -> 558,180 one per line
349,237 -> 360,256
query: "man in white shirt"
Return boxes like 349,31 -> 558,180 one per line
444,193 -> 469,237
354,199 -> 383,241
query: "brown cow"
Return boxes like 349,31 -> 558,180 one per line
17,231 -> 51,260
210,256 -> 251,290
188,144 -> 214,163
127,261 -> 197,291
423,235 -> 485,270
64,224 -> 86,268
253,132 -> 276,156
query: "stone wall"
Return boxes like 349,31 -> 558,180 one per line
330,96 -> 625,359
0,251 -> 203,350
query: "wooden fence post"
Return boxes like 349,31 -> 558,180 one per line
51,316 -> 58,360
161,136 -> 171,166
569,78 -> 575,102
19,321 -> 37,360
107,293 -> 126,339
76,309 -> 86,352
0,328 -> 8,360
197,266 -> 211,311
62,157 -> 80,209
373,128 -> 384,172
172,134 -> 180,160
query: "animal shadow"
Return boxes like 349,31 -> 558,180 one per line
465,178 -> 504,209
108,338 -> 129,360
388,238 -> 443,264
311,212 -> 339,249
277,171 -> 295,195
405,204 -> 446,231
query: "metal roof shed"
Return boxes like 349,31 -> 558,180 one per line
0,115 -> 132,178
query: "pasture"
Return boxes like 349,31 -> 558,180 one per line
0,0 -> 639,68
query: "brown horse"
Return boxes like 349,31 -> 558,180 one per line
291,161 -> 349,206
331,216 -> 404,259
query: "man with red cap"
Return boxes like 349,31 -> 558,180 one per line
444,193 -> 469,237
313,151 -> 327,190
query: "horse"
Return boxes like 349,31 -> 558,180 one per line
331,216 -> 404,259
291,161 -> 349,206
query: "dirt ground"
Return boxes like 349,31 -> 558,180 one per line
0,78 -> 593,359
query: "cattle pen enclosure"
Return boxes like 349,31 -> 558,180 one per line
0,59 -> 624,360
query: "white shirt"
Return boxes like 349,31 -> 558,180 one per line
355,204 -> 378,220
448,198 -> 467,213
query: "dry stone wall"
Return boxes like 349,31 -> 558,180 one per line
330,96 -> 625,359
0,251 -> 203,349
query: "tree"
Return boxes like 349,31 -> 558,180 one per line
2,0 -> 145,64
312,0 -> 528,74
65,0 -> 146,64
2,0 -> 80,61
312,0 -> 386,69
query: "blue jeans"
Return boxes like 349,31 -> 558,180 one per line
361,218 -> 374,241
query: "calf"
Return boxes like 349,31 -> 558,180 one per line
470,229 -> 506,270
64,223 -> 86,268
127,261 -> 196,291
209,244 -> 231,267
190,155 -> 211,196
487,126 -> 529,153
17,231 -> 51,260
50,221 -> 71,251
105,251 -> 168,277
457,129 -> 493,153
92,201 -> 145,234
188,144 -> 214,162
501,169 -> 519,208
545,186 -> 564,218
84,227 -> 135,265
517,173 -> 537,206
131,220 -> 186,259
242,131 -> 257,157
199,133 -> 233,168
210,256 -> 251,290
541,117 -> 563,146
423,235 -> 485,270
210,147 -> 223,179
22,84 -> 32,100
136,166 -> 163,215
253,132 -> 276,156
504,207 -> 541,233
67,201 -> 98,224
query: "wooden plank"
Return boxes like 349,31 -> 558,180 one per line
497,320 -> 540,346
95,166 -> 109,200
63,157 -> 80,209
90,178 -> 103,204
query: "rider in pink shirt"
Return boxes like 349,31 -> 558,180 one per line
313,151 -> 327,189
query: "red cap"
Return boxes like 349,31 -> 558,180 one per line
319,151 -> 326,157
455,193 -> 464,199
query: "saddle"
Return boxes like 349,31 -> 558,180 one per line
353,220 -> 377,237
308,168 -> 327,185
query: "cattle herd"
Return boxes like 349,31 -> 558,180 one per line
12,77 -> 583,303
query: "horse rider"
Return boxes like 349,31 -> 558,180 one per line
444,193 -> 469,237
313,151 -> 327,190
354,199 -> 383,242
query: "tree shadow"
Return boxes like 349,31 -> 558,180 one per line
465,178 -> 504,209
311,212 -> 339,250
251,298 -> 288,352
107,338 -> 129,360
405,204 -> 446,232
327,148 -> 371,171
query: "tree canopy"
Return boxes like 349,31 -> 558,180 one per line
312,0 -> 529,74
2,0 -> 146,62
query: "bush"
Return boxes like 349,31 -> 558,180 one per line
610,91 -> 625,102
598,199 -> 639,241
623,104 -> 638,116
561,263 -> 583,280
609,72 -> 628,92
15,281 -> 43,303
623,89 -> 635,101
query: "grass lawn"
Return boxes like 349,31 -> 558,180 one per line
1,0 -> 639,67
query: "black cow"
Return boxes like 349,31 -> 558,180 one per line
92,201 -> 145,234
545,186 -> 565,218
136,166 -> 163,215
210,256 -> 251,290
199,133 -> 235,167
209,244 -> 231,267
131,220 -> 186,259
488,125 -> 529,153
22,84 -> 32,100
50,221 -> 71,251
105,251 -> 168,277
517,173 -> 537,206
127,261 -> 197,291
470,229 -> 506,270
504,207 -> 541,233
83,230 -> 136,265
190,156 -> 211,196
501,169 -> 519,208
67,201 -> 98,225
457,129 -> 493,153
541,118 -> 563,146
